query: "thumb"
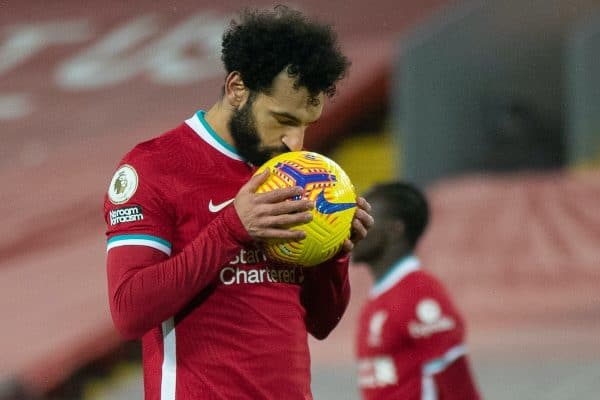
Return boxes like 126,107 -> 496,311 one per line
242,168 -> 270,193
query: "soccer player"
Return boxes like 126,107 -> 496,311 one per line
103,7 -> 374,400
353,182 -> 481,400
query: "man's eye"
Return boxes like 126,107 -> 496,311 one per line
278,119 -> 298,126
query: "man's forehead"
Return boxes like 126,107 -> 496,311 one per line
268,70 -> 324,107
254,86 -> 322,125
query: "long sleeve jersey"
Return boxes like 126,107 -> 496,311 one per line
104,111 -> 350,400
356,256 -> 480,400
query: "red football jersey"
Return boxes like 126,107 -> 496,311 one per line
355,256 -> 481,400
104,111 -> 350,400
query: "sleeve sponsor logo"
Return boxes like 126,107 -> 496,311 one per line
108,164 -> 138,204
109,205 -> 144,226
408,298 -> 455,338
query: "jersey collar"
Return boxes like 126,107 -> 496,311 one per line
369,255 -> 421,298
185,110 -> 244,161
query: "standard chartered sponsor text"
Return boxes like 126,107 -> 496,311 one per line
220,266 -> 300,285
408,317 -> 456,338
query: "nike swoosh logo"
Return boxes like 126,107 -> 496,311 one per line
208,198 -> 235,213
315,190 -> 356,214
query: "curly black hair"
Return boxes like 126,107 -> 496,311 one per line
221,6 -> 350,102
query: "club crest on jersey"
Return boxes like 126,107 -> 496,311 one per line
367,310 -> 388,347
108,164 -> 138,204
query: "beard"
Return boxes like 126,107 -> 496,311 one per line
229,97 -> 288,166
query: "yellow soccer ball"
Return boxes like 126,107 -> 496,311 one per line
255,151 -> 356,267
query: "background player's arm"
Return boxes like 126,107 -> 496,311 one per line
431,355 -> 481,400
300,254 -> 351,339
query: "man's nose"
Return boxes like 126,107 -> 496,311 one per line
282,128 -> 305,152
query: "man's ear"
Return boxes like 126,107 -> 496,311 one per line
224,71 -> 249,109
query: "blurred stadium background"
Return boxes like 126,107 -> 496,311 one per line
1,0 -> 599,399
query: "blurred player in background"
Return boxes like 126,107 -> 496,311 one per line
353,182 -> 480,400
103,6 -> 373,400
